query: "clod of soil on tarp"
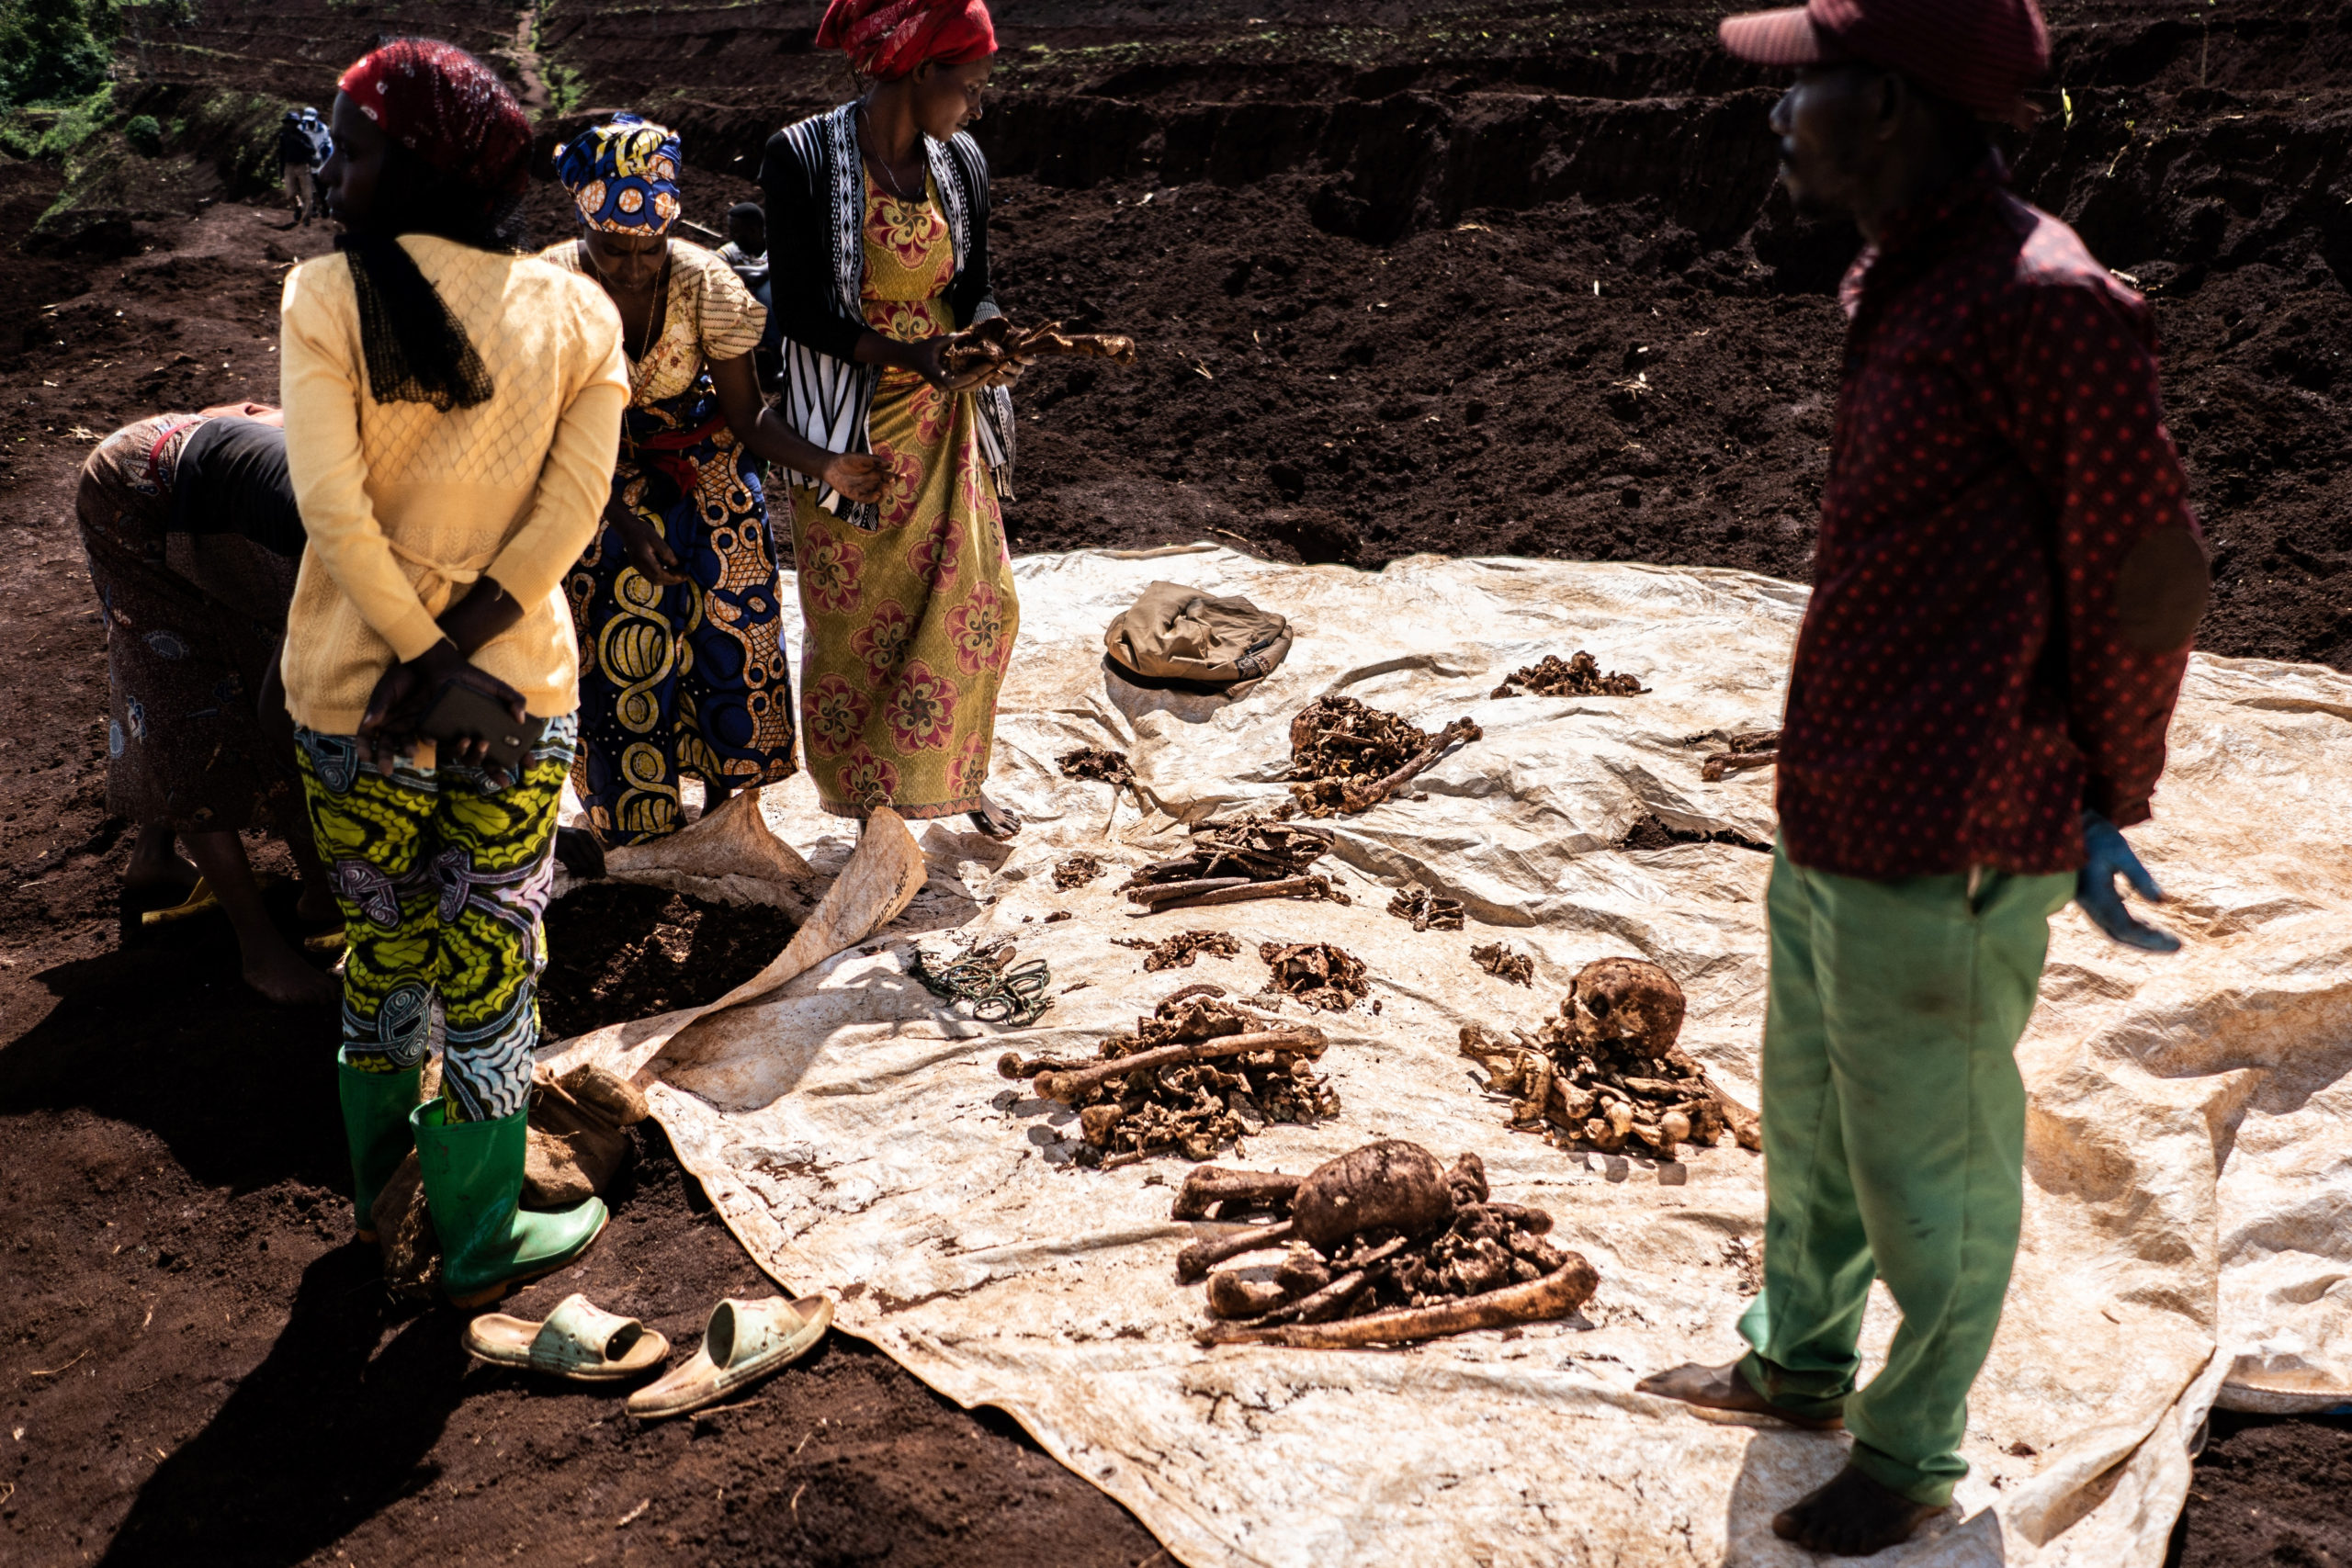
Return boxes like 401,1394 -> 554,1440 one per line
1460,957 -> 1761,1161
1171,1140 -> 1600,1348
1489,651 -> 1645,699
1115,929 -> 1240,971
1057,747 -> 1136,786
1259,941 -> 1371,1011
1386,886 -> 1464,931
1001,988 -> 1335,1167
1698,728 -> 1781,783
1617,812 -> 1772,854
1121,813 -> 1347,911
1470,942 -> 1535,987
1054,852 -> 1107,890
1285,695 -> 1481,818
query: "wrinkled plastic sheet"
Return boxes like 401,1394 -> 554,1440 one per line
544,546 -> 2352,1568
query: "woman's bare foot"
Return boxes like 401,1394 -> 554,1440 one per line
1770,1465 -> 1941,1556
244,942 -> 342,1008
1635,1360 -> 1846,1429
967,794 -> 1022,841
124,823 -> 200,897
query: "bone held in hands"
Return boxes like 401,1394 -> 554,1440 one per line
1196,1255 -> 1600,1347
1032,1029 -> 1328,1105
942,317 -> 1138,377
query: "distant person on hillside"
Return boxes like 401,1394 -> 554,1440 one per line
74,402 -> 340,1008
717,201 -> 781,393
761,0 -> 1027,840
543,115 -> 881,846
1636,0 -> 2207,1555
715,201 -> 769,293
286,39 -> 624,1303
277,107 -> 330,227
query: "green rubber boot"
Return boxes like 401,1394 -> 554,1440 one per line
338,1054 -> 420,1241
411,1100 -> 607,1308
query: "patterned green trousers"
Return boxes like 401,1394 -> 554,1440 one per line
295,714 -> 576,1122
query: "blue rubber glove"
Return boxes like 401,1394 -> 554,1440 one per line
2075,810 -> 2181,953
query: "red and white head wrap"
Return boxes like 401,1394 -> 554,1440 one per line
336,39 -> 534,197
815,0 -> 997,82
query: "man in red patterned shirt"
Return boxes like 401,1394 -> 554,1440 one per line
1637,0 -> 2210,1553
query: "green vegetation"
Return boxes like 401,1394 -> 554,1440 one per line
543,60 -> 590,119
0,0 -> 112,112
122,109 -> 160,152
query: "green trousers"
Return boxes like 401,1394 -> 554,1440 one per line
1736,841 -> 2074,1506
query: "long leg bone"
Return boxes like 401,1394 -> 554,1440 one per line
1171,1165 -> 1303,1220
1032,1030 -> 1327,1103
1177,1221 -> 1295,1281
1197,1255 -> 1599,1347
1335,718 -> 1483,812
1126,876 -> 1258,906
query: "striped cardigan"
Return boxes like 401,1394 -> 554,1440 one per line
759,102 -> 1015,531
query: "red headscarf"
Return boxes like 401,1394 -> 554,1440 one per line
336,39 -> 534,197
815,0 -> 996,82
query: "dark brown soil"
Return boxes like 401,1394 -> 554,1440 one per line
537,884 -> 797,1040
2167,1412 -> 2352,1568
2,0 -> 2346,1562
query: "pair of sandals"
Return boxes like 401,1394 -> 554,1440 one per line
462,1292 -> 832,1419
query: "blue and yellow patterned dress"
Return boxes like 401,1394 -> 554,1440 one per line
547,240 -> 798,845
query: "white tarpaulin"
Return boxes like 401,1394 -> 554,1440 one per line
545,546 -> 2352,1568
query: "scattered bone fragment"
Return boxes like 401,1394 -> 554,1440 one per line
1284,695 -> 1481,817
1259,941 -> 1370,1011
1057,746 -> 1136,786
1458,958 -> 1759,1160
1173,1138 -> 1598,1344
1005,991 -> 1337,1168
1114,929 -> 1240,972
942,315 -> 1139,378
1470,942 -> 1535,987
1053,852 -> 1105,890
1121,815 -> 1340,908
1489,651 -> 1645,699
1386,886 -> 1464,931
1700,728 -> 1781,782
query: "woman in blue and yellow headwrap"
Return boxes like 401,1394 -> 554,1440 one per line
548,115 -> 885,844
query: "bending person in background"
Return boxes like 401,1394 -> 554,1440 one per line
761,0 -> 1025,840
285,39 -> 626,1305
546,115 -> 882,847
76,401 -> 340,1006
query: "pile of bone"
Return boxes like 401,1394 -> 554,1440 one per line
942,316 -> 1138,378
1121,813 -> 1346,913
1001,987 -> 1335,1168
1489,650 -> 1645,699
1459,957 -> 1761,1161
1172,1140 -> 1599,1348
1285,695 -> 1480,818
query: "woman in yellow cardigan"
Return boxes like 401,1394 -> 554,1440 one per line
280,39 -> 623,1306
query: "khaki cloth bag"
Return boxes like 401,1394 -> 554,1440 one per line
1102,581 -> 1293,696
